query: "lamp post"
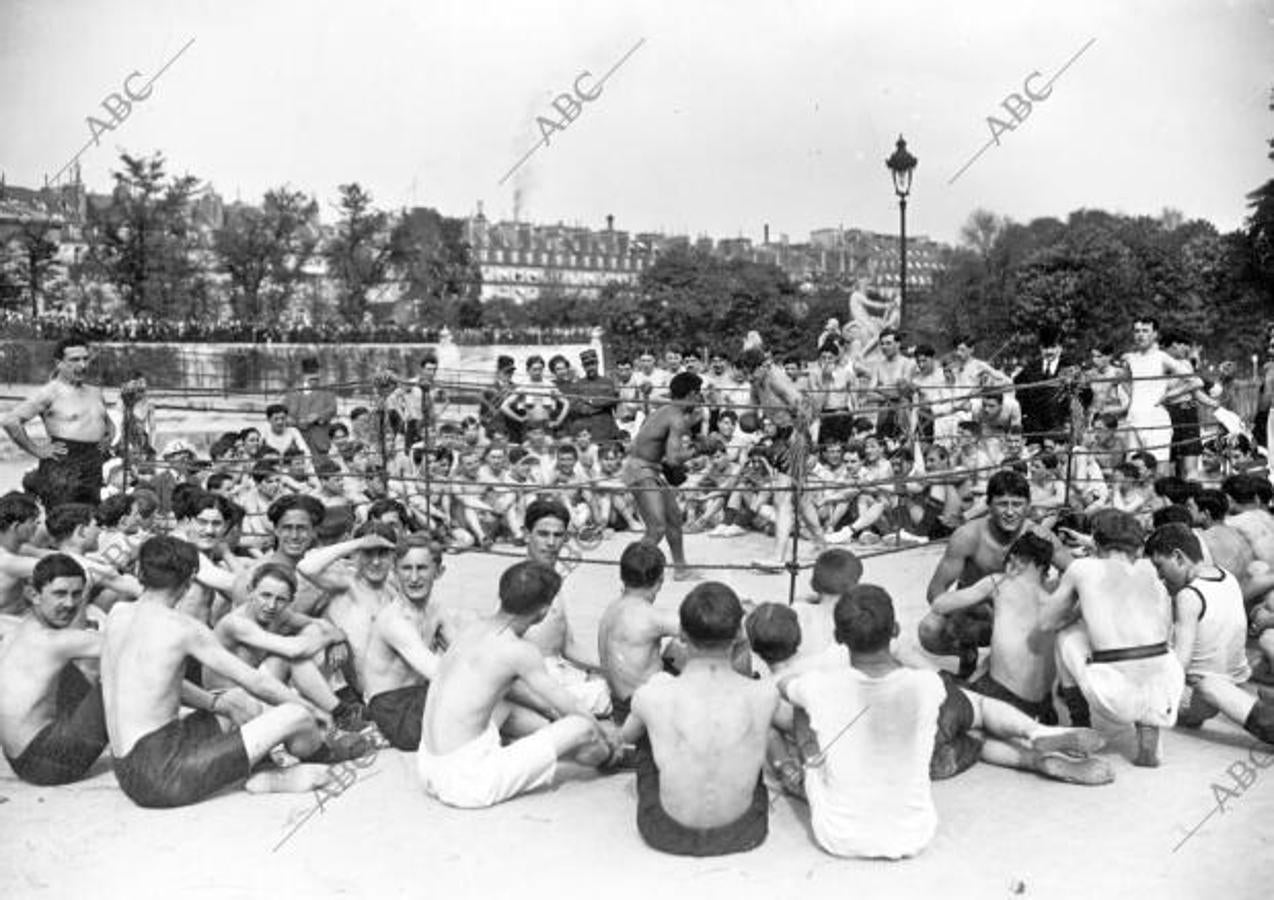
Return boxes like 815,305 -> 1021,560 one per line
885,135 -> 918,330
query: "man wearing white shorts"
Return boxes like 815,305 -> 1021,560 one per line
1042,510 -> 1184,767
1121,317 -> 1194,473
417,561 -> 614,808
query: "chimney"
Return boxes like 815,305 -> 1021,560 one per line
763,224 -> 770,245
606,214 -> 614,232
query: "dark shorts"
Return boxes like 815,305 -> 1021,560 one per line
1244,698 -> 1274,744
930,673 -> 983,781
1166,404 -> 1202,460
969,672 -> 1057,725
636,749 -> 768,857
113,710 -> 250,808
33,438 -> 105,507
367,684 -> 429,751
4,665 -> 107,786
819,411 -> 854,445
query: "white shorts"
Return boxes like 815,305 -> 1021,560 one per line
1126,407 -> 1173,465
417,722 -> 558,809
1059,628 -> 1184,726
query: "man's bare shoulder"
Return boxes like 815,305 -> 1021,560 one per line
947,519 -> 987,552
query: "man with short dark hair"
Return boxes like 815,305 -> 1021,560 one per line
2,336 -> 113,508
566,348 -> 621,442
618,581 -> 778,856
0,554 -> 107,785
102,536 -> 359,808
418,560 -> 613,808
1014,326 -> 1073,441
597,542 -> 679,723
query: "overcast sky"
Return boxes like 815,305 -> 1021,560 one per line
2,0 -> 1270,245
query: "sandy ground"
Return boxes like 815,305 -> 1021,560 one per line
2,528 -> 1273,900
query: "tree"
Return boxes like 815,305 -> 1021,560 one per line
390,207 -> 482,322
324,183 -> 395,324
85,153 -> 204,319
3,221 -> 63,316
214,187 -> 318,320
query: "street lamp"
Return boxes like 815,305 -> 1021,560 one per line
885,135 -> 918,330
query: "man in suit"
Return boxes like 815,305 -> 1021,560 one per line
1014,327 -> 1073,444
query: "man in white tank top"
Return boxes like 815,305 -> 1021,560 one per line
1120,317 -> 1194,473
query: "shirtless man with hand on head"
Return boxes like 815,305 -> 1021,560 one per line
597,542 -> 680,725
1042,510 -> 1184,767
418,561 -> 613,809
931,533 -> 1059,722
618,582 -> 778,857
0,493 -> 43,629
921,470 -> 1072,679
363,536 -> 449,750
2,337 -> 113,508
103,536 -> 365,808
0,554 -> 108,785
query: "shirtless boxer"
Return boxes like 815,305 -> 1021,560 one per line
920,471 -> 1072,678
297,524 -> 401,697
2,337 -> 114,508
622,372 -> 703,580
206,563 -> 356,731
418,561 -> 613,809
363,536 -> 448,750
597,542 -> 679,724
931,533 -> 1058,721
1042,510 -> 1184,766
618,582 -> 778,856
1144,524 -> 1274,744
0,492 -> 43,623
0,555 -> 107,784
102,536 -> 359,808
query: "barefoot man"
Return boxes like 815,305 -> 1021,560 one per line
618,582 -> 779,856
418,561 -> 614,809
2,337 -> 113,508
102,536 -> 360,808
1041,510 -> 1184,767
0,554 -> 107,785
622,372 -> 704,581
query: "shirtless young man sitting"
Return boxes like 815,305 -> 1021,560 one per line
207,562 -> 359,736
621,372 -> 704,581
363,536 -> 449,750
597,542 -> 679,725
920,470 -> 1073,679
1144,524 -> 1274,746
618,582 -> 778,856
0,492 -> 43,628
931,533 -> 1059,722
1042,510 -> 1184,767
418,561 -> 613,809
102,536 -> 362,808
0,555 -> 108,785
1,337 -> 114,508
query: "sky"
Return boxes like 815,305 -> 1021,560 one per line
1,0 -> 1271,245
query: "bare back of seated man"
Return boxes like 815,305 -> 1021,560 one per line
418,561 -> 613,809
1041,510 -> 1183,767
618,581 -> 779,857
931,534 -> 1058,720
597,542 -> 680,723
622,372 -> 704,580
921,471 -> 1073,678
363,537 -> 449,750
102,536 -> 366,808
0,555 -> 107,785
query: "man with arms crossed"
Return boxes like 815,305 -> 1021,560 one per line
618,582 -> 778,856
2,337 -> 114,508
103,536 -> 358,808
0,555 -> 107,784
363,535 -> 448,750
418,561 -> 613,809
622,372 -> 704,581
920,471 -> 1072,678
1042,510 -> 1184,767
